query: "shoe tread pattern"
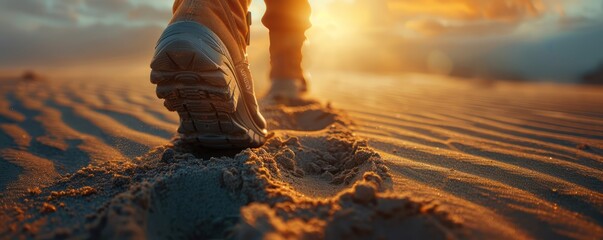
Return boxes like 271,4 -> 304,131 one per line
151,35 -> 264,148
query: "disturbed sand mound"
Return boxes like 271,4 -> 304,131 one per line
1,102 -> 464,239
89,128 -> 462,239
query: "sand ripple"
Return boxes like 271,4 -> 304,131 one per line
0,75 -> 602,239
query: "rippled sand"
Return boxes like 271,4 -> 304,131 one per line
0,73 -> 601,239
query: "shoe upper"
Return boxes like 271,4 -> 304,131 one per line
235,60 -> 267,130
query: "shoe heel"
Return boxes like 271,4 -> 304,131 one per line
150,22 -> 265,148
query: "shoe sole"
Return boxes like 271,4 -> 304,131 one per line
150,23 -> 265,148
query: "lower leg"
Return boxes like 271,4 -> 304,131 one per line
262,0 -> 312,81
171,0 -> 251,64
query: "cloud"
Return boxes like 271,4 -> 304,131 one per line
304,14 -> 603,82
316,0 -> 600,37
85,0 -> 129,12
0,0 -> 170,27
127,4 -> 172,22
494,23 -> 603,81
83,0 -> 171,21
0,23 -> 162,67
386,0 -> 543,21
557,15 -> 594,30
0,0 -> 81,23
390,0 -> 547,37
0,0 -> 169,77
405,19 -> 517,36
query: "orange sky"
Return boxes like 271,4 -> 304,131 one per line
0,0 -> 602,82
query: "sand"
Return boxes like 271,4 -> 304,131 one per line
0,73 -> 602,239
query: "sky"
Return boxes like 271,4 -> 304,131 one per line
0,0 -> 602,83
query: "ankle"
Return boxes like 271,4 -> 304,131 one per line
171,0 -> 250,63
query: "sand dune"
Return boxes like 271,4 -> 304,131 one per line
0,73 -> 602,239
